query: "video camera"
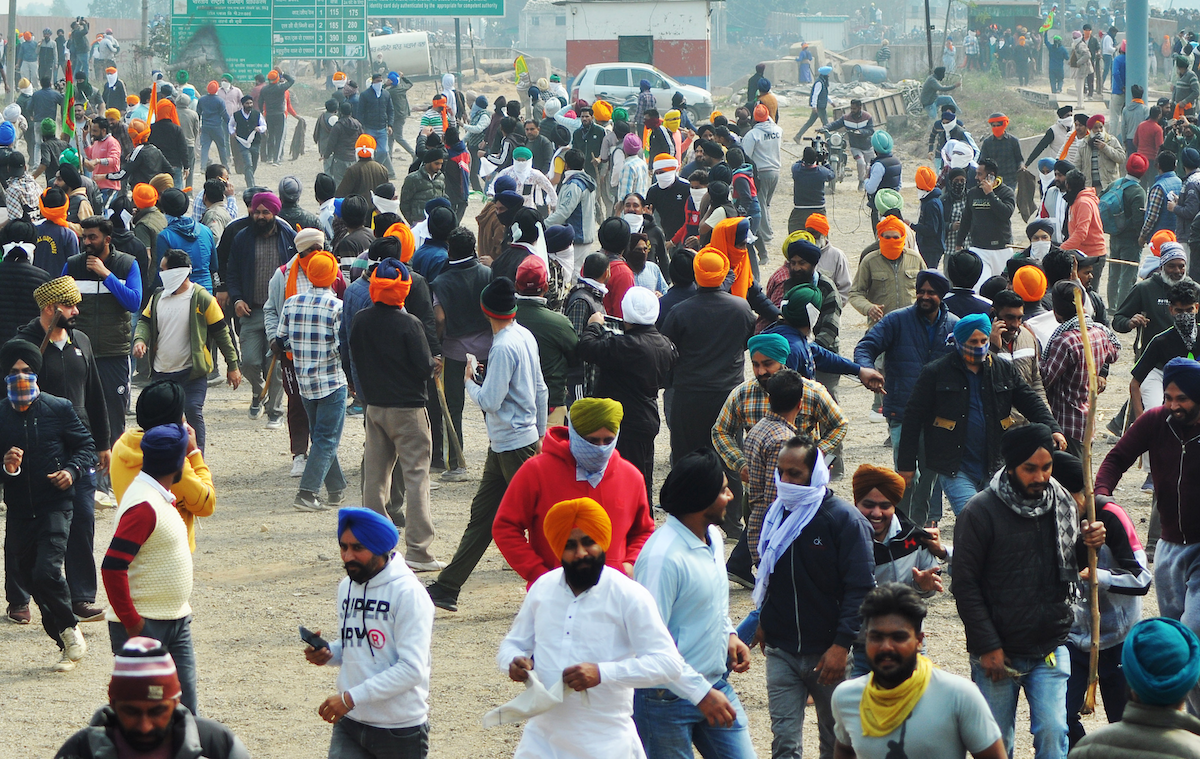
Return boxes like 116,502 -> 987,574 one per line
806,130 -> 832,166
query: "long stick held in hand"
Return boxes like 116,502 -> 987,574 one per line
1073,283 -> 1102,714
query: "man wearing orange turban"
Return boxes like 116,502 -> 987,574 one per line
275,248 -> 348,512
148,99 -> 186,188
710,216 -> 753,298
661,240 -> 756,539
346,256 -> 445,572
497,496 -> 684,757
848,214 -> 923,332
851,464 -> 948,594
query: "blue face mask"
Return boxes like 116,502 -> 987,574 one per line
568,418 -> 619,488
962,344 -> 988,364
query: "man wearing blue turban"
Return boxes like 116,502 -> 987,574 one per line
899,311 -> 1064,519
303,507 -> 434,758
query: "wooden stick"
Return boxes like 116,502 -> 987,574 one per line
435,372 -> 467,469
258,354 -> 277,407
1074,283 -> 1102,714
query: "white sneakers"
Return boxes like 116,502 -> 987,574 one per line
291,454 -> 307,477
868,410 -> 886,424
55,626 -> 86,672
406,559 -> 447,573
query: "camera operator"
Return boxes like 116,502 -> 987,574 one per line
790,145 -> 834,233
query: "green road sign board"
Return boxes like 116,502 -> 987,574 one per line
172,0 -> 368,81
366,0 -> 504,16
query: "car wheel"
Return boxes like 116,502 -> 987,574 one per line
686,106 -> 703,124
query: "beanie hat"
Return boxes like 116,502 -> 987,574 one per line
157,188 -> 189,218
480,277 -> 518,319
427,206 -> 456,240
1184,147 -> 1200,170
141,423 -> 189,478
305,251 -> 338,288
136,380 -> 185,430
278,175 -> 302,204
544,224 -> 574,254
109,637 -> 182,703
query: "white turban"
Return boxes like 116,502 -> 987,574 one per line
621,286 -> 660,326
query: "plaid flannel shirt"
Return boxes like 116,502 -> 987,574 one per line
744,412 -> 797,564
712,377 -> 848,473
1139,182 -> 1168,241
617,155 -> 650,201
277,288 -> 345,400
1040,324 -> 1120,441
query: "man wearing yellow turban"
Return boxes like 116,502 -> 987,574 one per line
497,497 -> 684,758
494,398 -> 655,587
852,464 -> 947,596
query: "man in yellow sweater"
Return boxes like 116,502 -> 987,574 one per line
102,421 -> 199,714
110,380 -> 215,553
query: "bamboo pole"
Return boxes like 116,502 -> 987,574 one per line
1073,282 -> 1102,714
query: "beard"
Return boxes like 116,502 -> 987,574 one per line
563,550 -> 606,591
1170,404 -> 1200,426
120,721 -> 170,752
254,217 -> 275,235
1164,270 -> 1186,284
785,270 -> 811,291
1009,471 -> 1047,499
869,649 -> 919,688
915,296 -> 939,315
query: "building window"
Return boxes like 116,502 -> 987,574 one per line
555,16 -> 565,25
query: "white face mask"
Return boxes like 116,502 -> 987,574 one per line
106,73 -> 116,87
623,212 -> 644,233
220,81 -> 230,91
690,188 -> 706,207
1030,240 -> 1052,261
655,170 -> 677,189
371,82 -> 382,95
513,160 -> 531,181
942,120 -> 956,133
160,267 -> 192,294
1059,116 -> 1074,129
949,152 -> 971,169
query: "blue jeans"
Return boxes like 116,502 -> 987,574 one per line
152,369 -> 208,453
199,126 -> 230,170
110,615 -> 198,715
633,679 -> 755,759
941,470 -> 985,516
736,608 -> 759,647
299,386 -> 348,496
235,142 -> 258,187
970,645 -> 1070,759
329,718 -> 428,759
1152,539 -> 1200,714
364,126 -> 395,178
926,95 -> 960,119
888,421 -> 943,525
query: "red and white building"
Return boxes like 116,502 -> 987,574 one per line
560,0 -> 721,88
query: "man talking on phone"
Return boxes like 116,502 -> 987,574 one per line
304,507 -> 434,758
959,158 -> 1017,283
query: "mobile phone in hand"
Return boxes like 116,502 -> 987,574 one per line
299,625 -> 329,650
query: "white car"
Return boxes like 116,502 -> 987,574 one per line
570,63 -> 713,122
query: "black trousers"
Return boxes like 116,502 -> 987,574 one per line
617,431 -> 656,508
4,508 -> 75,644
95,355 -> 130,448
265,112 -> 285,162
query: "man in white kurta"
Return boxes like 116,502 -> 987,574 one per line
496,497 -> 684,758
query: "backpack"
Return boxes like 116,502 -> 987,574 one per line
1069,45 -> 1079,67
1098,176 -> 1137,234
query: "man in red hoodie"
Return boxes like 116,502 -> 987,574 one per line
492,396 -> 655,586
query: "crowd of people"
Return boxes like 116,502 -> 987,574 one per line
0,10 -> 1197,758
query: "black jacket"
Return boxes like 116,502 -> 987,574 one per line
345,304 -> 435,407
112,229 -> 153,309
0,253 -> 50,343
0,392 -> 96,516
148,120 -> 188,170
122,143 -> 172,193
660,287 -> 755,394
962,181 -> 1018,249
55,705 -> 248,759
576,322 -> 677,436
759,490 -> 876,655
900,351 -> 1061,477
16,319 -> 110,449
953,484 -> 1077,658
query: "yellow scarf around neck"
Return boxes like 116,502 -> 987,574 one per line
859,654 -> 933,737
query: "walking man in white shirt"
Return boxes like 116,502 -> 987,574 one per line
742,104 -> 783,260
633,448 -> 756,758
304,507 -> 434,758
497,497 -> 684,758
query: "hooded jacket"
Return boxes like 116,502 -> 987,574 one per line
492,425 -> 656,586
1061,186 -> 1107,259
1076,131 -> 1128,189
110,428 -> 215,553
912,187 -> 945,265
156,216 -> 217,292
854,304 -> 958,421
328,557 -> 434,729
1068,497 -> 1151,651
0,248 -> 50,342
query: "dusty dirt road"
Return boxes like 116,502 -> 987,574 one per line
0,83 -> 1158,758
